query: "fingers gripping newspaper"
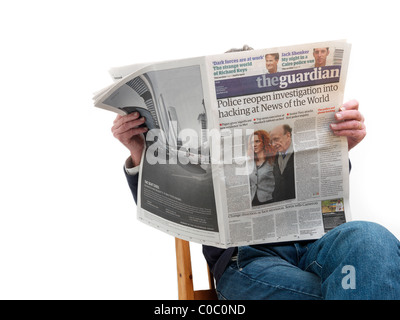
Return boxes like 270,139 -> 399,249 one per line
94,40 -> 352,248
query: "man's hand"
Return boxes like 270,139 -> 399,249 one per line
330,100 -> 366,151
111,112 -> 148,166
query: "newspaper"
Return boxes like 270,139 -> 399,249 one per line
94,40 -> 352,248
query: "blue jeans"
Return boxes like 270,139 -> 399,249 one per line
217,221 -> 400,300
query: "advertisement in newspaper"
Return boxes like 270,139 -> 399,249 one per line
95,58 -> 223,245
93,40 -> 352,248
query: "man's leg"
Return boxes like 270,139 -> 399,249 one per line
216,244 -> 322,300
301,221 -> 400,299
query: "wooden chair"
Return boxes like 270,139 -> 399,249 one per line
175,238 -> 218,300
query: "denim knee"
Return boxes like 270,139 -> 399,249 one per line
320,220 -> 400,269
303,220 -> 400,274
335,221 -> 398,248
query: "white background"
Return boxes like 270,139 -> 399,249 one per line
1,0 -> 399,299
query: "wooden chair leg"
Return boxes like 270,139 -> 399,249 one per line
175,237 -> 218,300
175,238 -> 195,300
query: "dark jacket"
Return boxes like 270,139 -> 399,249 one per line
272,153 -> 296,202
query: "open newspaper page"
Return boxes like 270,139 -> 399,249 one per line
95,58 -> 225,246
207,40 -> 351,247
94,40 -> 352,248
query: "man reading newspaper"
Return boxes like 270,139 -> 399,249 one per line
110,47 -> 400,300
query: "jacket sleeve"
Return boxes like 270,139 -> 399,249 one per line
124,166 -> 139,204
